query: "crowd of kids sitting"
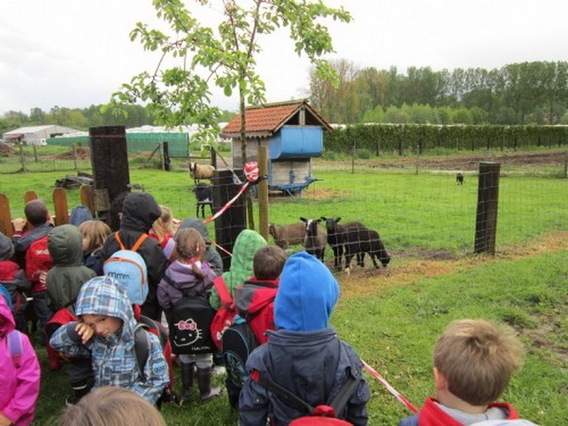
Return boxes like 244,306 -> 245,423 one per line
0,193 -> 539,425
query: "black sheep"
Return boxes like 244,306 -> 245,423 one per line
192,182 -> 213,218
344,226 -> 390,272
321,217 -> 365,270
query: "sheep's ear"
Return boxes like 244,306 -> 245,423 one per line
300,217 -> 307,222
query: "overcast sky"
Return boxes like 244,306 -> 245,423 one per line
1,0 -> 567,116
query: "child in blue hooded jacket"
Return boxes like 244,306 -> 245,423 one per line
50,276 -> 169,405
239,252 -> 370,425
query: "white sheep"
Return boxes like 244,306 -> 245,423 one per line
189,162 -> 216,184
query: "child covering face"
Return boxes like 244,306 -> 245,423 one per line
50,276 -> 169,405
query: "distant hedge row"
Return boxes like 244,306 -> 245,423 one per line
323,124 -> 568,154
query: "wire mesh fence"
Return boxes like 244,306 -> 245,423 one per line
1,146 -> 566,270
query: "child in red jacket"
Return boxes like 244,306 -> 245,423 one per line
234,246 -> 287,345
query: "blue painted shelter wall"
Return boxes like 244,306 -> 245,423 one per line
269,126 -> 323,159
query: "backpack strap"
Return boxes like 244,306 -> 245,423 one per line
250,368 -> 359,418
250,369 -> 315,414
115,232 -> 149,252
213,277 -> 233,306
7,331 -> 23,368
326,368 -> 359,416
133,323 -> 151,382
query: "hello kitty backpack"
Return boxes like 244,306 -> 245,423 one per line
163,275 -> 216,354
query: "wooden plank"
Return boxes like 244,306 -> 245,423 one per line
53,188 -> 69,226
24,191 -> 38,204
0,193 -> 13,238
258,146 -> 269,242
80,185 -> 95,214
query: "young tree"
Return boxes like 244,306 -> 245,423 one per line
109,0 -> 351,165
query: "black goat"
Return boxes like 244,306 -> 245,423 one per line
192,183 -> 213,218
320,217 -> 365,270
299,217 -> 326,261
344,226 -> 390,272
456,172 -> 465,185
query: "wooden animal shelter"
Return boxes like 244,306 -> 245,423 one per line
221,100 -> 332,195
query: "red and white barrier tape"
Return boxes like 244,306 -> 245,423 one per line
203,181 -> 250,225
213,241 -> 233,257
362,360 -> 418,413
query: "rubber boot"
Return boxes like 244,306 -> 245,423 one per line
196,367 -> 221,402
66,379 -> 91,406
181,362 -> 195,402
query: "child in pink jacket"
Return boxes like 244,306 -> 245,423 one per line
0,295 -> 41,425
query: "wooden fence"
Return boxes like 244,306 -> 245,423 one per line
0,186 -> 94,238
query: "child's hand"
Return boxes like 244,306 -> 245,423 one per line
11,217 -> 26,232
75,322 -> 94,344
0,412 -> 12,426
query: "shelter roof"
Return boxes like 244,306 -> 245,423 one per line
221,99 -> 331,139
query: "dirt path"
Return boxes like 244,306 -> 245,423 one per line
320,149 -> 568,171
339,231 -> 568,297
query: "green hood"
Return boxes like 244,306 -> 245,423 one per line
223,229 -> 267,288
48,224 -> 85,266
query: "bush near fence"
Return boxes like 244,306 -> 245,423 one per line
324,124 -> 568,155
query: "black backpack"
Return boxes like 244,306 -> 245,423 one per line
222,315 -> 259,388
164,275 -> 216,354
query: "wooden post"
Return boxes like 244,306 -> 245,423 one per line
19,143 -> 27,172
213,169 -> 246,271
351,140 -> 356,174
474,162 -> 501,255
73,144 -> 78,171
161,142 -> 171,171
80,185 -> 96,215
33,145 -> 38,162
89,126 -> 130,230
53,188 -> 69,226
210,145 -> 217,169
258,146 -> 269,242
564,150 -> 568,179
0,194 -> 13,238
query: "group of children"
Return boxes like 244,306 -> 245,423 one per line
0,193 -> 538,425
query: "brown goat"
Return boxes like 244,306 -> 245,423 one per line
268,222 -> 306,250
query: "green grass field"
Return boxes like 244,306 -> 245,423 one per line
32,246 -> 568,425
2,163 -> 566,259
1,152 -> 566,424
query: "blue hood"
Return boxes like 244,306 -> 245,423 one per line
274,252 -> 339,331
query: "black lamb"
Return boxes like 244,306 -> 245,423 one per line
343,226 -> 390,272
320,217 -> 365,270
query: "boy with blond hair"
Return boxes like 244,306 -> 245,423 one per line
399,319 -> 536,426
